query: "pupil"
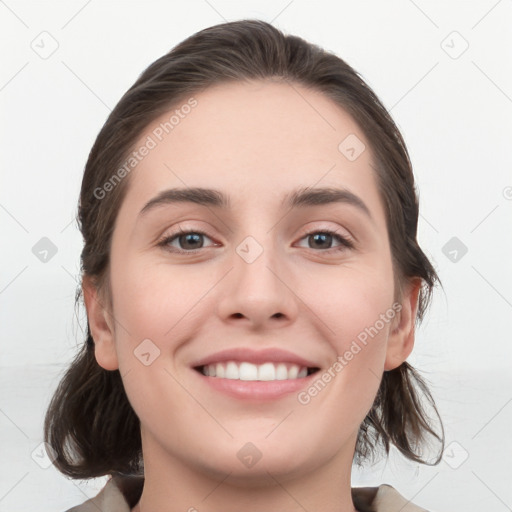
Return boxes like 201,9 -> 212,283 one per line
181,233 -> 203,249
310,233 -> 331,249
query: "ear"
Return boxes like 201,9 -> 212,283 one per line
384,278 -> 422,371
82,275 -> 119,371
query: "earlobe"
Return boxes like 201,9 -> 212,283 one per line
82,275 -> 119,371
384,278 -> 422,371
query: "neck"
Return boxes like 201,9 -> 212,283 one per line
132,433 -> 359,512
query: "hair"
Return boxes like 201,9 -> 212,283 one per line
44,19 -> 445,479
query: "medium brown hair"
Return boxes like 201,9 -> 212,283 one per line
44,19 -> 444,479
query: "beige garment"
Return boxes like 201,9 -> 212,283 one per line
65,474 -> 429,512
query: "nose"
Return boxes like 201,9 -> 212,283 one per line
215,241 -> 299,330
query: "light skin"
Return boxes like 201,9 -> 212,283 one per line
83,80 -> 421,512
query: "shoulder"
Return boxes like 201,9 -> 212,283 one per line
352,483 -> 430,512
64,477 -> 429,512
63,474 -> 141,512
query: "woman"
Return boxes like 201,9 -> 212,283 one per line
45,19 -> 444,512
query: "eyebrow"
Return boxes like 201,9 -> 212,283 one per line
138,186 -> 373,221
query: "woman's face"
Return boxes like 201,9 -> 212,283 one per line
86,79 -> 418,482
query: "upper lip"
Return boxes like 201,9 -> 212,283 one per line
191,347 -> 321,369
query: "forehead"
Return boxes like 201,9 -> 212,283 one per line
122,79 -> 384,222
151,79 -> 367,161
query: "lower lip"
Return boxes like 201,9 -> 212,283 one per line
193,368 -> 319,401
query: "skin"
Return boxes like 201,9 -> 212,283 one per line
83,80 -> 421,512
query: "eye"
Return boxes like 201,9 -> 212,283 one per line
157,227 -> 354,254
296,229 -> 354,252
157,228 -> 217,253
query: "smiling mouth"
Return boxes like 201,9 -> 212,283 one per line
193,361 -> 320,381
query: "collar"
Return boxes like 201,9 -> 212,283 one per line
67,474 -> 429,512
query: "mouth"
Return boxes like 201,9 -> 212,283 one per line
193,361 -> 321,381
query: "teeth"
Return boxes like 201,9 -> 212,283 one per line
202,361 -> 309,381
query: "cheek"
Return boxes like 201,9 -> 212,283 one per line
303,262 -> 394,398
111,257 -> 206,341
108,260 -> 198,425
297,275 -> 394,442
108,257 -> 214,417
304,259 -> 396,343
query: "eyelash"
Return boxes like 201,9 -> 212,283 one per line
157,227 -> 355,255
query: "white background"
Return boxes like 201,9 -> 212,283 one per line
1,1 -> 511,511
